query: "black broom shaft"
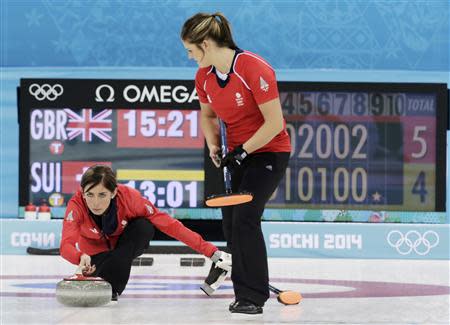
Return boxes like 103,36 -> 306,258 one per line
268,283 -> 282,294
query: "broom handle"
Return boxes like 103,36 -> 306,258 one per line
219,119 -> 232,194
268,283 -> 282,294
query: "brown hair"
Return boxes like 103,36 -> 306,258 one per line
81,165 -> 117,193
181,12 -> 237,50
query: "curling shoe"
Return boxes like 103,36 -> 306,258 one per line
229,300 -> 263,314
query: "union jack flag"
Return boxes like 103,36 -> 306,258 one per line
64,109 -> 112,142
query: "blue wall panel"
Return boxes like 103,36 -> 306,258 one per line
1,0 -> 449,70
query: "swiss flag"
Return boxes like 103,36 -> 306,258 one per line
62,161 -> 111,194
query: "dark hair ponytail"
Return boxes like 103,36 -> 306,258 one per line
181,12 -> 237,49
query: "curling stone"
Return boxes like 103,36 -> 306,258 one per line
56,275 -> 112,307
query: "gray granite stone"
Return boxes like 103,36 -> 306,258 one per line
56,279 -> 112,307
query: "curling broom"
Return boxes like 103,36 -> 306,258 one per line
269,284 -> 302,305
205,119 -> 253,207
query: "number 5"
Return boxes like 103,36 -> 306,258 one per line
141,111 -> 156,137
411,126 -> 427,159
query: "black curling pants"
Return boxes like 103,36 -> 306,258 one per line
221,152 -> 290,306
91,218 -> 155,294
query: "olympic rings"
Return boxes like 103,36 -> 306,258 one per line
28,83 -> 64,101
387,230 -> 439,255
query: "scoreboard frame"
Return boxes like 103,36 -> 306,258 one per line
18,79 -> 448,213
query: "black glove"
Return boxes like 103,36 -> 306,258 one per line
220,145 -> 248,172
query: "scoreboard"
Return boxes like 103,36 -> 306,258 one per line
267,82 -> 448,211
19,79 -> 447,215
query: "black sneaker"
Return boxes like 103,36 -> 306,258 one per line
111,292 -> 119,302
229,300 -> 263,314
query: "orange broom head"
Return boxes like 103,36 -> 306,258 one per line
205,192 -> 253,207
277,291 -> 302,305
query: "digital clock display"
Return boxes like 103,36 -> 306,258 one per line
119,180 -> 199,207
116,109 -> 202,148
265,82 -> 447,211
19,79 -> 204,211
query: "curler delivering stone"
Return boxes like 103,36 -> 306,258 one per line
56,274 -> 112,307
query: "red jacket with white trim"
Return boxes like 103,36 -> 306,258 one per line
60,184 -> 217,264
195,49 -> 291,153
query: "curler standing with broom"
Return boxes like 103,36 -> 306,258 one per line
181,12 -> 292,315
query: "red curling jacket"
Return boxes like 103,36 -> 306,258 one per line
60,184 -> 217,264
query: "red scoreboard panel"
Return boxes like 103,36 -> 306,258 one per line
116,109 -> 203,148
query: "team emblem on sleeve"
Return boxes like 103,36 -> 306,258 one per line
65,210 -> 74,222
259,77 -> 269,92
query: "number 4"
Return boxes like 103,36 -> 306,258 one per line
412,171 -> 427,203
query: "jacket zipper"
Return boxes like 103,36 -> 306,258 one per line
89,213 -> 112,251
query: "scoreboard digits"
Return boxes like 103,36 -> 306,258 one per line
267,84 -> 446,212
117,109 -> 202,148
